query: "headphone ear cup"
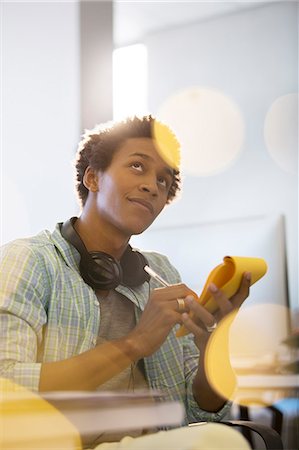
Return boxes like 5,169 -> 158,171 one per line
60,218 -> 149,289
80,251 -> 123,290
120,246 -> 150,287
60,217 -> 123,290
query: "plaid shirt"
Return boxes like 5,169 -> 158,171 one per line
0,224 -> 230,425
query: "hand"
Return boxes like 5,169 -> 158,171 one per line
181,272 -> 251,349
184,272 -> 251,411
127,283 -> 195,358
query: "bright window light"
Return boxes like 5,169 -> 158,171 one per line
113,44 -> 148,120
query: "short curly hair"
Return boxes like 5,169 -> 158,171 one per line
74,115 -> 181,208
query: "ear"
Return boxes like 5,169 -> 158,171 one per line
83,166 -> 99,192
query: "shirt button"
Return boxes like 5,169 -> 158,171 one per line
92,338 -> 97,346
94,300 -> 99,306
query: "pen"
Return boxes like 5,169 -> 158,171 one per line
144,265 -> 170,287
144,265 -> 187,314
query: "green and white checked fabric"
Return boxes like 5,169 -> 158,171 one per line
0,224 -> 230,425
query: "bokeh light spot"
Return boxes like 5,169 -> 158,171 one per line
204,304 -> 291,407
204,310 -> 238,402
264,93 -> 298,174
157,87 -> 245,176
152,119 -> 181,170
0,378 -> 82,449
229,304 -> 290,366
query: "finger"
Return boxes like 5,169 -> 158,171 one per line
159,298 -> 189,314
153,284 -> 197,301
208,283 -> 233,316
181,312 -> 207,339
184,296 -> 216,328
230,272 -> 251,308
176,298 -> 188,313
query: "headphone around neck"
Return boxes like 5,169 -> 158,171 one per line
60,217 -> 150,290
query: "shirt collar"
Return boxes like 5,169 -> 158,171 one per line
50,222 -> 81,273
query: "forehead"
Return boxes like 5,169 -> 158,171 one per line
113,137 -> 174,174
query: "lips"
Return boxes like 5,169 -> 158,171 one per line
128,197 -> 154,214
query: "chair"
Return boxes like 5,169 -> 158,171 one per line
234,399 -> 284,448
222,420 -> 284,450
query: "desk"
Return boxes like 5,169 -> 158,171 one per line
1,389 -> 185,448
236,374 -> 299,404
232,374 -> 298,450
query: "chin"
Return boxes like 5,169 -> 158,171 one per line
128,221 -> 154,236
116,212 -> 158,237
132,229 -> 146,236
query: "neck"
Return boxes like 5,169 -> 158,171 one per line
74,213 -> 129,260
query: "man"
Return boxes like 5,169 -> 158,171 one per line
0,115 -> 251,447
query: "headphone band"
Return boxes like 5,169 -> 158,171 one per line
60,217 -> 149,290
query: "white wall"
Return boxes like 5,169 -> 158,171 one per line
142,2 -> 298,318
1,1 -> 81,243
80,0 -> 113,129
1,1 -> 297,325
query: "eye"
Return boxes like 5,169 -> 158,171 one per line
130,161 -> 144,171
157,176 -> 167,188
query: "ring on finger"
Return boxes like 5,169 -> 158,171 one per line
206,321 -> 217,333
177,298 -> 185,312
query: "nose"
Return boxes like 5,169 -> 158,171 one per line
139,175 -> 158,196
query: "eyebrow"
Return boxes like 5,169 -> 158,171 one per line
130,152 -> 174,177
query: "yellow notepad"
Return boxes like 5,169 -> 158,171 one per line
176,256 -> 267,337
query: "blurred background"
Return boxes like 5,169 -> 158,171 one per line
1,0 -> 298,353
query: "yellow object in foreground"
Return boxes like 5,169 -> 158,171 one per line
0,378 -> 82,450
176,256 -> 268,337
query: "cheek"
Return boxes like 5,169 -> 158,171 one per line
157,195 -> 168,213
98,179 -> 124,211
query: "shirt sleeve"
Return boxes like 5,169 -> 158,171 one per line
0,241 -> 48,391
